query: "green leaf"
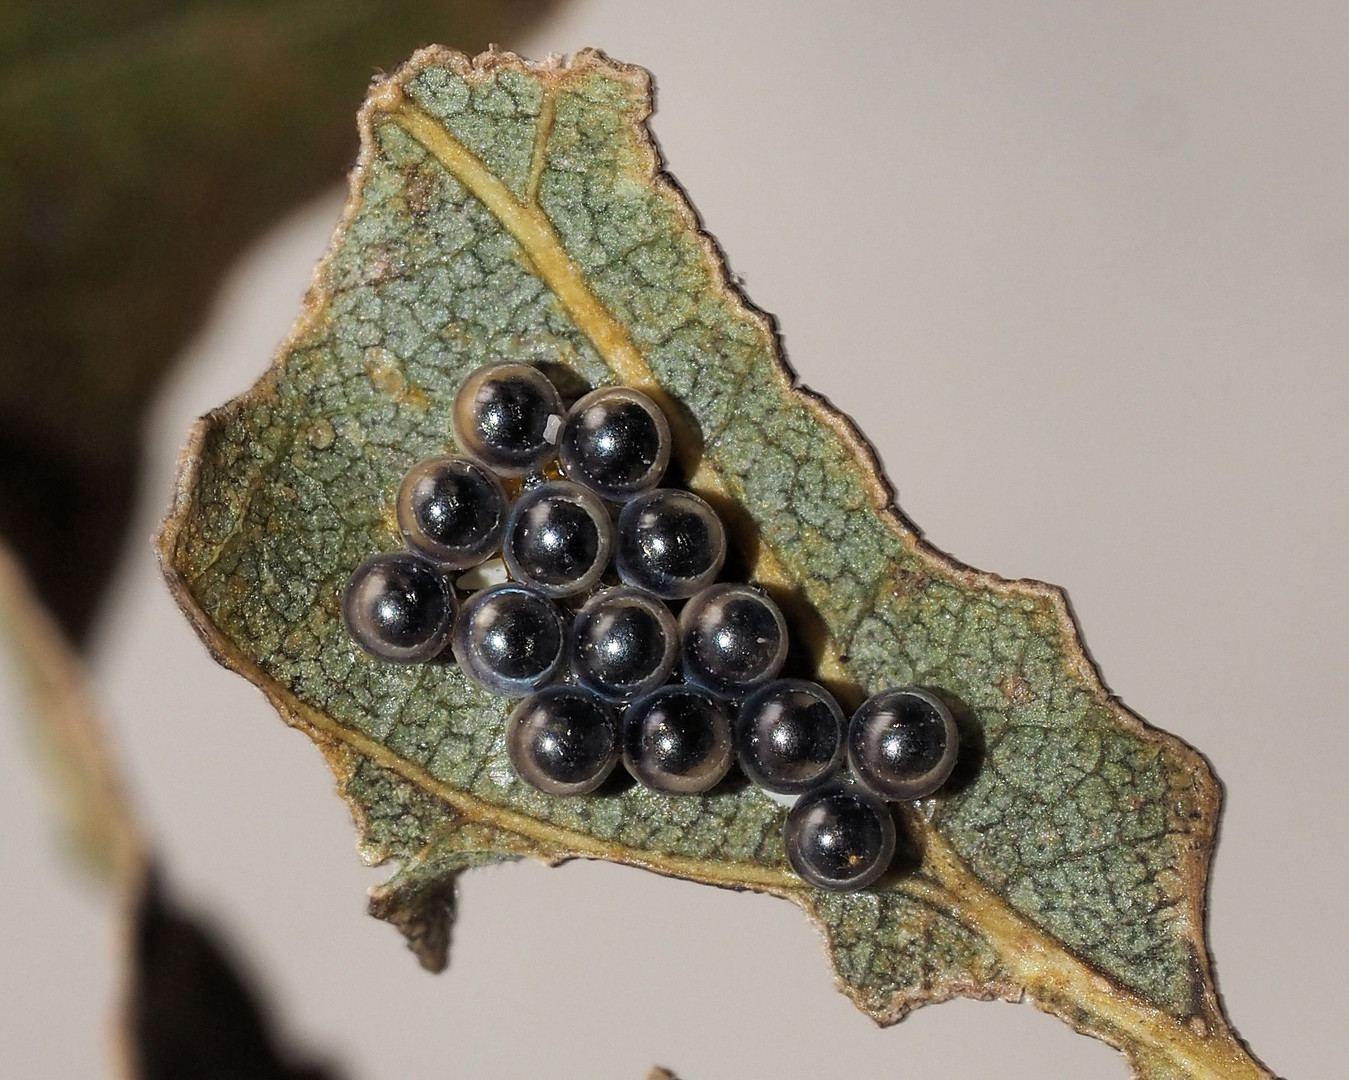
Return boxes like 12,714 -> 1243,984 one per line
160,48 -> 1274,1080
0,0 -> 557,639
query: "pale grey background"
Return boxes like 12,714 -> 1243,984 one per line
2,2 -> 1343,1077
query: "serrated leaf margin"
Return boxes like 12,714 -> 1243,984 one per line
156,46 -> 1273,1080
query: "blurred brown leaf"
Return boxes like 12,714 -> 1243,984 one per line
0,0 -> 557,640
0,538 -> 144,884
1,538 -> 340,1077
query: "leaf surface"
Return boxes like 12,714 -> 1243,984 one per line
160,48 -> 1273,1080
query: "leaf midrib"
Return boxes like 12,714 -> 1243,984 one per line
389,91 -> 857,695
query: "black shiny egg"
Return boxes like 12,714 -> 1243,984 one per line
570,586 -> 679,702
502,481 -> 614,597
451,582 -> 565,696
784,783 -> 896,892
622,685 -> 733,794
342,552 -> 455,662
847,687 -> 959,800
679,583 -> 788,698
506,685 -> 620,795
735,679 -> 846,794
559,386 -> 672,501
614,488 -> 726,599
452,362 -> 563,476
396,455 -> 507,568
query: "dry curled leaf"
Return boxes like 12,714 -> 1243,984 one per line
159,48 -> 1275,1080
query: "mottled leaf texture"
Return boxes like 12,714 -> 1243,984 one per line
0,0 -> 555,639
160,49 -> 1275,1080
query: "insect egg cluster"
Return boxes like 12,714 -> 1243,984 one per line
342,362 -> 961,892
